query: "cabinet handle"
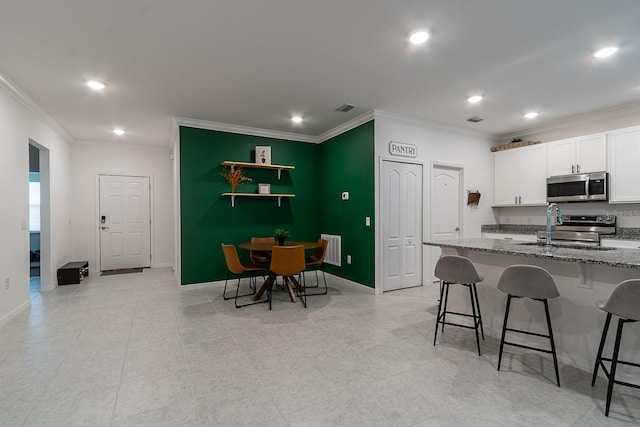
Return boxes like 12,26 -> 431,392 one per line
519,196 -> 522,204
515,196 -> 518,204
572,164 -> 575,174
577,164 -> 580,173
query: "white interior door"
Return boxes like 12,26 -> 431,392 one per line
99,175 -> 151,270
429,165 -> 462,281
382,160 -> 423,292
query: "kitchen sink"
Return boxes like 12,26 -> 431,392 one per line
515,242 -> 616,251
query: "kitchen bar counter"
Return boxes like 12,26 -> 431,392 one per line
424,237 -> 640,269
424,237 -> 640,378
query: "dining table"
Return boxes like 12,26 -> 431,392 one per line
237,240 -> 318,303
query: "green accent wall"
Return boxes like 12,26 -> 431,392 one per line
179,121 -> 375,288
318,121 -> 375,287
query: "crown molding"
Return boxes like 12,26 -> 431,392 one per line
175,117 -> 318,144
0,70 -> 74,143
72,139 -> 171,152
500,101 -> 640,140
317,111 -> 375,142
373,110 -> 497,140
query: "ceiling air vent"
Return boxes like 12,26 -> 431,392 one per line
335,104 -> 356,113
467,116 -> 484,123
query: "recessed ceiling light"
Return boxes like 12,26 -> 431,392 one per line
593,46 -> 618,59
87,80 -> 105,90
409,31 -> 430,45
113,128 -> 125,135
524,112 -> 539,119
467,95 -> 483,104
291,116 -> 303,124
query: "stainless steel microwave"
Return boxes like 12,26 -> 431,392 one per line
546,172 -> 608,203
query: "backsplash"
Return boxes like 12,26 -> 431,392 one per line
493,202 -> 640,228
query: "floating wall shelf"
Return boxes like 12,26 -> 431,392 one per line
222,193 -> 295,207
221,161 -> 295,180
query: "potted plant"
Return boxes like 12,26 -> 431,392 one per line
274,228 -> 290,245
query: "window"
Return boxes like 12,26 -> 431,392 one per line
29,173 -> 40,232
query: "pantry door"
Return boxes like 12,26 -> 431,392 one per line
99,175 -> 151,270
381,160 -> 423,292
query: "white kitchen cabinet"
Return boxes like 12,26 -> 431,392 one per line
547,133 -> 607,177
609,125 -> 640,203
494,144 -> 547,206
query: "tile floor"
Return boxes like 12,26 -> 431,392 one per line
2,268 -> 639,426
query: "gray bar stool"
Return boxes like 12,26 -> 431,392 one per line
497,265 -> 561,386
433,255 -> 484,356
591,279 -> 640,417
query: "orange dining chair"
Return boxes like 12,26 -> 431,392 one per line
250,236 -> 274,265
268,245 -> 306,310
303,238 -> 328,296
221,244 -> 268,308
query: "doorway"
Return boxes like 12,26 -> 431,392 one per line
28,140 -> 51,293
381,159 -> 423,292
429,164 -> 463,282
99,175 -> 151,271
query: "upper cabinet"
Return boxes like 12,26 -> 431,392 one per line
494,144 -> 547,206
546,132 -> 607,177
609,126 -> 640,203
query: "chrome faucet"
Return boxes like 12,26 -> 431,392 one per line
545,203 -> 563,253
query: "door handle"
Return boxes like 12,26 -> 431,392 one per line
577,164 -> 580,173
518,196 -> 522,204
101,226 -> 109,230
455,227 -> 460,231
572,164 -> 575,174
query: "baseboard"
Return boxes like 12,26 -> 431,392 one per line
322,273 -> 376,294
0,299 -> 31,328
152,263 -> 173,269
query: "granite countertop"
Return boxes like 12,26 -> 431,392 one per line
424,238 -> 640,269
481,224 -> 640,240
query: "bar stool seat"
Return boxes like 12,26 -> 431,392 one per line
591,279 -> 640,417
496,265 -> 561,386
433,255 -> 484,356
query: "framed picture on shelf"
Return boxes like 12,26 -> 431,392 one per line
256,146 -> 271,165
258,183 -> 271,194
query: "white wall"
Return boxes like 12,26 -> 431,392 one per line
70,142 -> 175,273
374,111 -> 497,292
0,77 -> 72,324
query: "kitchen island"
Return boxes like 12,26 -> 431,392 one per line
424,238 -> 640,378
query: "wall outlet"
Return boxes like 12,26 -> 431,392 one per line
341,191 -> 349,201
365,217 -> 371,226
4,278 -> 9,290
347,255 -> 352,264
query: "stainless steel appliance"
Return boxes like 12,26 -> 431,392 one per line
536,214 -> 616,247
546,172 -> 608,203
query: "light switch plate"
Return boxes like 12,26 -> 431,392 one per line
365,217 -> 371,226
341,191 -> 349,201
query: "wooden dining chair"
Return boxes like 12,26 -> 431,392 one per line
221,244 -> 268,308
303,238 -> 328,295
268,245 -> 307,310
250,236 -> 274,265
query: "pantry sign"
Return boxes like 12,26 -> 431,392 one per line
389,141 -> 417,158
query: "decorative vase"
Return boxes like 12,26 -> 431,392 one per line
277,237 -> 286,245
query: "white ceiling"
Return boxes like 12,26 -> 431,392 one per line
1,1 -> 639,148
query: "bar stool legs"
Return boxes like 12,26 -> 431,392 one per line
433,280 -> 484,356
592,314 -> 640,416
497,295 -> 560,386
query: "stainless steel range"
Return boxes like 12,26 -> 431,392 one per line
536,214 -> 616,247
